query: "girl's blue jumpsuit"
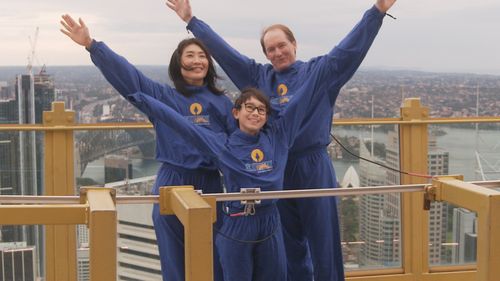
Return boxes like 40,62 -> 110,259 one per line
127,56 -> 338,281
185,6 -> 387,281
87,41 -> 236,281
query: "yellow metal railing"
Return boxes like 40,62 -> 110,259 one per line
1,99 -> 500,281
0,188 -> 115,280
1,181 -> 499,281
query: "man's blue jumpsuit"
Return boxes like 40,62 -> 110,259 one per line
128,56 -> 337,281
186,6 -> 386,281
88,41 -> 236,281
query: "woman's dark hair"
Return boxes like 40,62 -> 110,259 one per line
169,38 -> 223,97
234,88 -> 271,117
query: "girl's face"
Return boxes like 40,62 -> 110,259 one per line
180,43 -> 209,86
233,96 -> 268,136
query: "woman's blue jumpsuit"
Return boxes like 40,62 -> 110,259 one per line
87,41 -> 236,281
185,6 -> 387,281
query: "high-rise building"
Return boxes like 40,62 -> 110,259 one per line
0,88 -> 21,246
427,136 -> 449,264
0,70 -> 55,279
358,137 -> 399,266
0,242 -> 36,281
107,177 -> 161,280
77,247 -> 90,281
116,205 -> 161,281
104,155 -> 133,184
451,208 -> 477,264
0,82 -> 11,100
358,129 -> 450,266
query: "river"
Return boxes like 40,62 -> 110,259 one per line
82,127 -> 500,185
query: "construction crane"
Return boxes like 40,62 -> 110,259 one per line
27,26 -> 39,75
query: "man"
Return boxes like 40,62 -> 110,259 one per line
167,1 -> 396,280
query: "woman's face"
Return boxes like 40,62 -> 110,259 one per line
233,96 -> 268,136
180,43 -> 209,86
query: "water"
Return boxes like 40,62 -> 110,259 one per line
82,127 -> 500,184
332,126 -> 500,182
82,157 -> 160,185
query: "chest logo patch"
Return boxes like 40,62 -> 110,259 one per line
245,148 -> 273,173
251,149 -> 264,162
277,84 -> 288,96
272,83 -> 292,105
187,102 -> 210,125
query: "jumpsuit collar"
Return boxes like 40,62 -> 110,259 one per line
232,129 -> 260,144
185,84 -> 209,94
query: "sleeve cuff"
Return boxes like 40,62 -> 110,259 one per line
85,39 -> 97,53
369,5 -> 386,18
186,16 -> 198,31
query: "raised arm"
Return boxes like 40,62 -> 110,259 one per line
324,1 -> 396,102
166,0 -> 262,90
127,92 -> 225,158
60,14 -> 168,101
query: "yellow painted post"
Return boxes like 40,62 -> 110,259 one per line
160,186 -> 216,281
43,102 -> 77,281
81,188 -> 117,281
399,98 -> 429,276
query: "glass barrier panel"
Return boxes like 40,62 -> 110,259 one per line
75,128 -> 158,278
332,124 -> 402,270
75,128 -> 158,190
429,124 -> 500,182
428,203 -> 478,267
428,123 -> 500,267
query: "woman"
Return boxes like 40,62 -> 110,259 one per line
127,50 -> 334,280
60,15 -> 235,281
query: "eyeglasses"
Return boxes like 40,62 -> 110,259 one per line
242,103 -> 267,115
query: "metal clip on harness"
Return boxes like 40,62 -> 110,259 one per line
230,188 -> 261,217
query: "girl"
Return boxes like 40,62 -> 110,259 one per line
127,54 -> 333,280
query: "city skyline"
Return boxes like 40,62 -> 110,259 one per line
1,0 -> 500,75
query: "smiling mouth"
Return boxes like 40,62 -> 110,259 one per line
248,119 -> 262,125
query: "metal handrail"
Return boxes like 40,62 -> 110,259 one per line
1,180 -> 498,205
1,116 -> 500,132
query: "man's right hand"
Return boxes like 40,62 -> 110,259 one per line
166,0 -> 193,23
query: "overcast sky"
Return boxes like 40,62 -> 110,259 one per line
1,0 -> 499,75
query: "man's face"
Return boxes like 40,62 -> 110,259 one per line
262,29 -> 297,72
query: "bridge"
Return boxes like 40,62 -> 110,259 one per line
76,119 -> 155,175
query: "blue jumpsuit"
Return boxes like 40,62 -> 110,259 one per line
186,6 -> 386,281
127,56 -> 337,281
88,41 -> 236,281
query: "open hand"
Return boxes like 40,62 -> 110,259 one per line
166,0 -> 193,23
60,14 -> 93,49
